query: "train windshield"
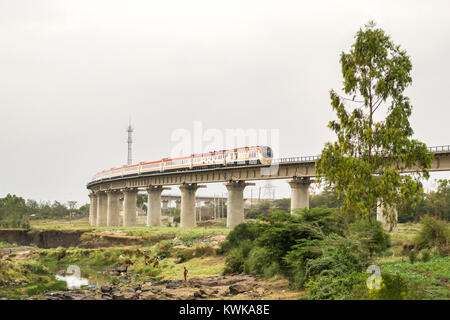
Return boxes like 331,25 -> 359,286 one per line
262,146 -> 272,157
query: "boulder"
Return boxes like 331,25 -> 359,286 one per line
229,283 -> 256,295
100,284 -> 113,293
139,291 -> 159,300
112,291 -> 136,300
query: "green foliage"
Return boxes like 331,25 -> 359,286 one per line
301,271 -> 366,300
414,215 -> 449,255
420,249 -> 431,262
0,194 -> 30,228
0,194 -> 90,225
349,220 -> 391,256
272,198 -> 291,212
286,236 -> 369,290
316,21 -> 433,228
219,222 -> 264,254
221,207 -> 384,296
310,189 -> 342,209
243,246 -> 274,275
398,179 -> 450,222
155,240 -> 174,258
173,208 -> 180,223
223,240 -> 254,274
408,250 -> 418,264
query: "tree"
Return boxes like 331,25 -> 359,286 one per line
0,194 -> 30,228
310,189 -> 342,209
316,22 -> 433,229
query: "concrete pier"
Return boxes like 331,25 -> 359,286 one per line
225,181 -> 255,228
106,190 -> 121,226
88,193 -> 97,226
162,199 -> 169,210
123,188 -> 138,226
179,183 -> 205,228
377,202 -> 398,232
96,191 -> 107,226
288,177 -> 311,213
147,186 -> 170,227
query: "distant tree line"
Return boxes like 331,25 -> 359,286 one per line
245,179 -> 450,222
0,194 -> 89,228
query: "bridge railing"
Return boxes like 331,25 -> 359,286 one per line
272,155 -> 320,164
428,145 -> 450,153
272,145 -> 450,164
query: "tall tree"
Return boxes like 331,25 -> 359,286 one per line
316,22 -> 433,229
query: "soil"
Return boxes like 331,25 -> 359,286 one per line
0,229 -> 145,249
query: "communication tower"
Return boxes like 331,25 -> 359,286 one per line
127,122 -> 133,165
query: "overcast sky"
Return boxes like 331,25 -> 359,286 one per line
1,0 -> 449,206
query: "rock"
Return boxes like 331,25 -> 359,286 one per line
229,283 -> 256,295
101,284 -> 113,293
62,292 -> 75,300
199,288 -> 218,297
193,291 -> 205,298
166,280 -> 183,289
141,284 -> 152,292
139,291 -> 159,300
112,291 -> 136,300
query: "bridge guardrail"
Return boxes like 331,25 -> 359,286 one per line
272,145 -> 450,164
428,145 -> 450,153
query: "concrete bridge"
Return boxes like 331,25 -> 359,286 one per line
87,145 -> 450,229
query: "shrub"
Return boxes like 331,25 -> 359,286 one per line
350,272 -> 409,300
301,271 -> 365,300
286,236 -> 369,290
414,216 -> 449,255
350,220 -> 391,256
219,222 -> 263,254
223,240 -> 253,274
155,240 -> 174,258
420,249 -> 431,262
408,250 -> 418,264
27,262 -> 48,274
243,246 -> 273,275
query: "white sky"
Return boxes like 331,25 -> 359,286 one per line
0,0 -> 449,206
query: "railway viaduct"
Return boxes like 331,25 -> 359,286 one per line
87,145 -> 450,229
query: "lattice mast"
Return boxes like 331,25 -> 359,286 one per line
127,121 -> 133,165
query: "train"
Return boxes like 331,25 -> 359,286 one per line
91,145 -> 273,182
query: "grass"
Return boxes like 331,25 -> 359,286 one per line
373,222 -> 450,299
381,257 -> 450,299
157,256 -> 225,280
30,217 -> 230,243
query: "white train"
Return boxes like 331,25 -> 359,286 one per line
92,146 -> 273,182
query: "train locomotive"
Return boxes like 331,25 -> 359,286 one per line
92,145 -> 273,182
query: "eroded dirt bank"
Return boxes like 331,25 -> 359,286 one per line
0,229 -> 146,248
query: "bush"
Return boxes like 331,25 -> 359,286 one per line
219,222 -> 263,254
223,240 -> 253,274
243,247 -> 273,275
350,272 -> 410,300
286,236 -> 369,290
301,271 -> 365,300
420,249 -> 431,262
408,250 -> 418,264
414,216 -> 449,255
350,220 -> 391,256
